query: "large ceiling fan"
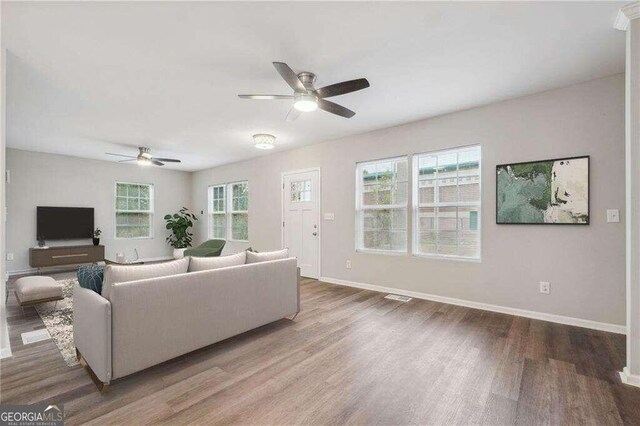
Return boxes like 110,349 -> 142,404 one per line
238,62 -> 370,121
106,147 -> 181,166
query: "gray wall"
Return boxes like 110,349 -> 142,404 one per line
5,149 -> 192,273
192,74 -> 625,326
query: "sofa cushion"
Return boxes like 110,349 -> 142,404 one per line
15,276 -> 63,303
77,265 -> 104,294
101,258 -> 189,300
189,251 -> 246,272
245,248 -> 289,264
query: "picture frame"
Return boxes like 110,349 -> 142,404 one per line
496,155 -> 590,225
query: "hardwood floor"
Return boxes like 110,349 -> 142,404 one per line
2,272 -> 640,425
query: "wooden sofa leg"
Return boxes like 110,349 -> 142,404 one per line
76,348 -> 109,393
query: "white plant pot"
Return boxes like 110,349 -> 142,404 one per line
173,248 -> 187,259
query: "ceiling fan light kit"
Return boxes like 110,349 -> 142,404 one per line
253,133 -> 276,150
293,93 -> 318,112
238,61 -> 369,121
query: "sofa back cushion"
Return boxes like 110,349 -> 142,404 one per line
101,258 -> 189,300
246,248 -> 289,264
189,251 -> 246,272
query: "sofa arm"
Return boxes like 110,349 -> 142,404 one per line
73,283 -> 112,384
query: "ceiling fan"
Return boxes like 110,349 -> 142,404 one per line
238,62 -> 370,121
105,147 -> 181,166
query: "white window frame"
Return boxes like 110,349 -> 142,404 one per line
355,156 -> 409,255
228,180 -> 249,242
412,145 -> 481,262
208,180 -> 249,242
207,184 -> 226,239
114,181 -> 154,240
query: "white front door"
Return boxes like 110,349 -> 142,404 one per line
283,169 -> 320,279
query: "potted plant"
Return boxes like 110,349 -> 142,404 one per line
164,207 -> 198,259
93,228 -> 102,246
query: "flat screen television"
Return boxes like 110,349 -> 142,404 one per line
37,207 -> 94,240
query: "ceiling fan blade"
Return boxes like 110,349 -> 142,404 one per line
316,78 -> 370,98
118,159 -> 137,163
151,160 -> 165,166
273,62 -> 306,92
154,158 -> 181,163
238,94 -> 294,100
285,107 -> 301,122
106,152 -> 136,158
318,99 -> 356,118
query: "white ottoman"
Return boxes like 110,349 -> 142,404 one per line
14,276 -> 63,312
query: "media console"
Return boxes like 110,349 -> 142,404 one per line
29,245 -> 105,270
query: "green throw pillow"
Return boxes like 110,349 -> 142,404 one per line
77,265 -> 104,294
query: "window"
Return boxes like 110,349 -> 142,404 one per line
115,182 -> 154,239
230,181 -> 249,241
356,156 -> 408,253
413,146 -> 481,259
207,181 -> 249,242
291,180 -> 311,202
209,185 -> 226,239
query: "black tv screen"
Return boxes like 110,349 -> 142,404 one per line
37,207 -> 94,240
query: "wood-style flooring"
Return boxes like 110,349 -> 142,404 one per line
1,271 -> 640,425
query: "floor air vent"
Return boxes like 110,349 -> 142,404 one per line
21,329 -> 51,345
384,294 -> 412,303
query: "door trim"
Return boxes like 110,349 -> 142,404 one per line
281,167 -> 321,279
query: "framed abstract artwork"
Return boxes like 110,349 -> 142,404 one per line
496,156 -> 589,225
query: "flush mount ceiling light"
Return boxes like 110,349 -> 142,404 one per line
293,93 -> 318,112
253,133 -> 276,150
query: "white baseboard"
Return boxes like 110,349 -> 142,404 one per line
0,346 -> 12,359
619,367 -> 640,387
319,276 -> 626,335
7,256 -> 174,277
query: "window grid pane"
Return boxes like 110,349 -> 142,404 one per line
115,183 -> 153,239
231,183 -> 248,213
414,147 -> 481,259
209,182 -> 249,241
291,180 -> 312,202
208,185 -> 229,239
357,157 -> 408,253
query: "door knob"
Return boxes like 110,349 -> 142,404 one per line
312,232 -> 318,236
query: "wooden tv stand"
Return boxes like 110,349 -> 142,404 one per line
29,245 -> 105,271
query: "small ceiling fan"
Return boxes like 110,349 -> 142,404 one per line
106,147 -> 181,166
238,62 -> 370,121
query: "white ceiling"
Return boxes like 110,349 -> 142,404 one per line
3,1 -> 626,171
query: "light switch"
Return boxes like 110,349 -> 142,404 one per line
324,213 -> 335,221
607,209 -> 620,223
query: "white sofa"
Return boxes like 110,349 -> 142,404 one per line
73,257 -> 299,390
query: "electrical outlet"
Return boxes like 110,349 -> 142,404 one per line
346,260 -> 352,269
6,253 -> 13,261
539,281 -> 550,294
